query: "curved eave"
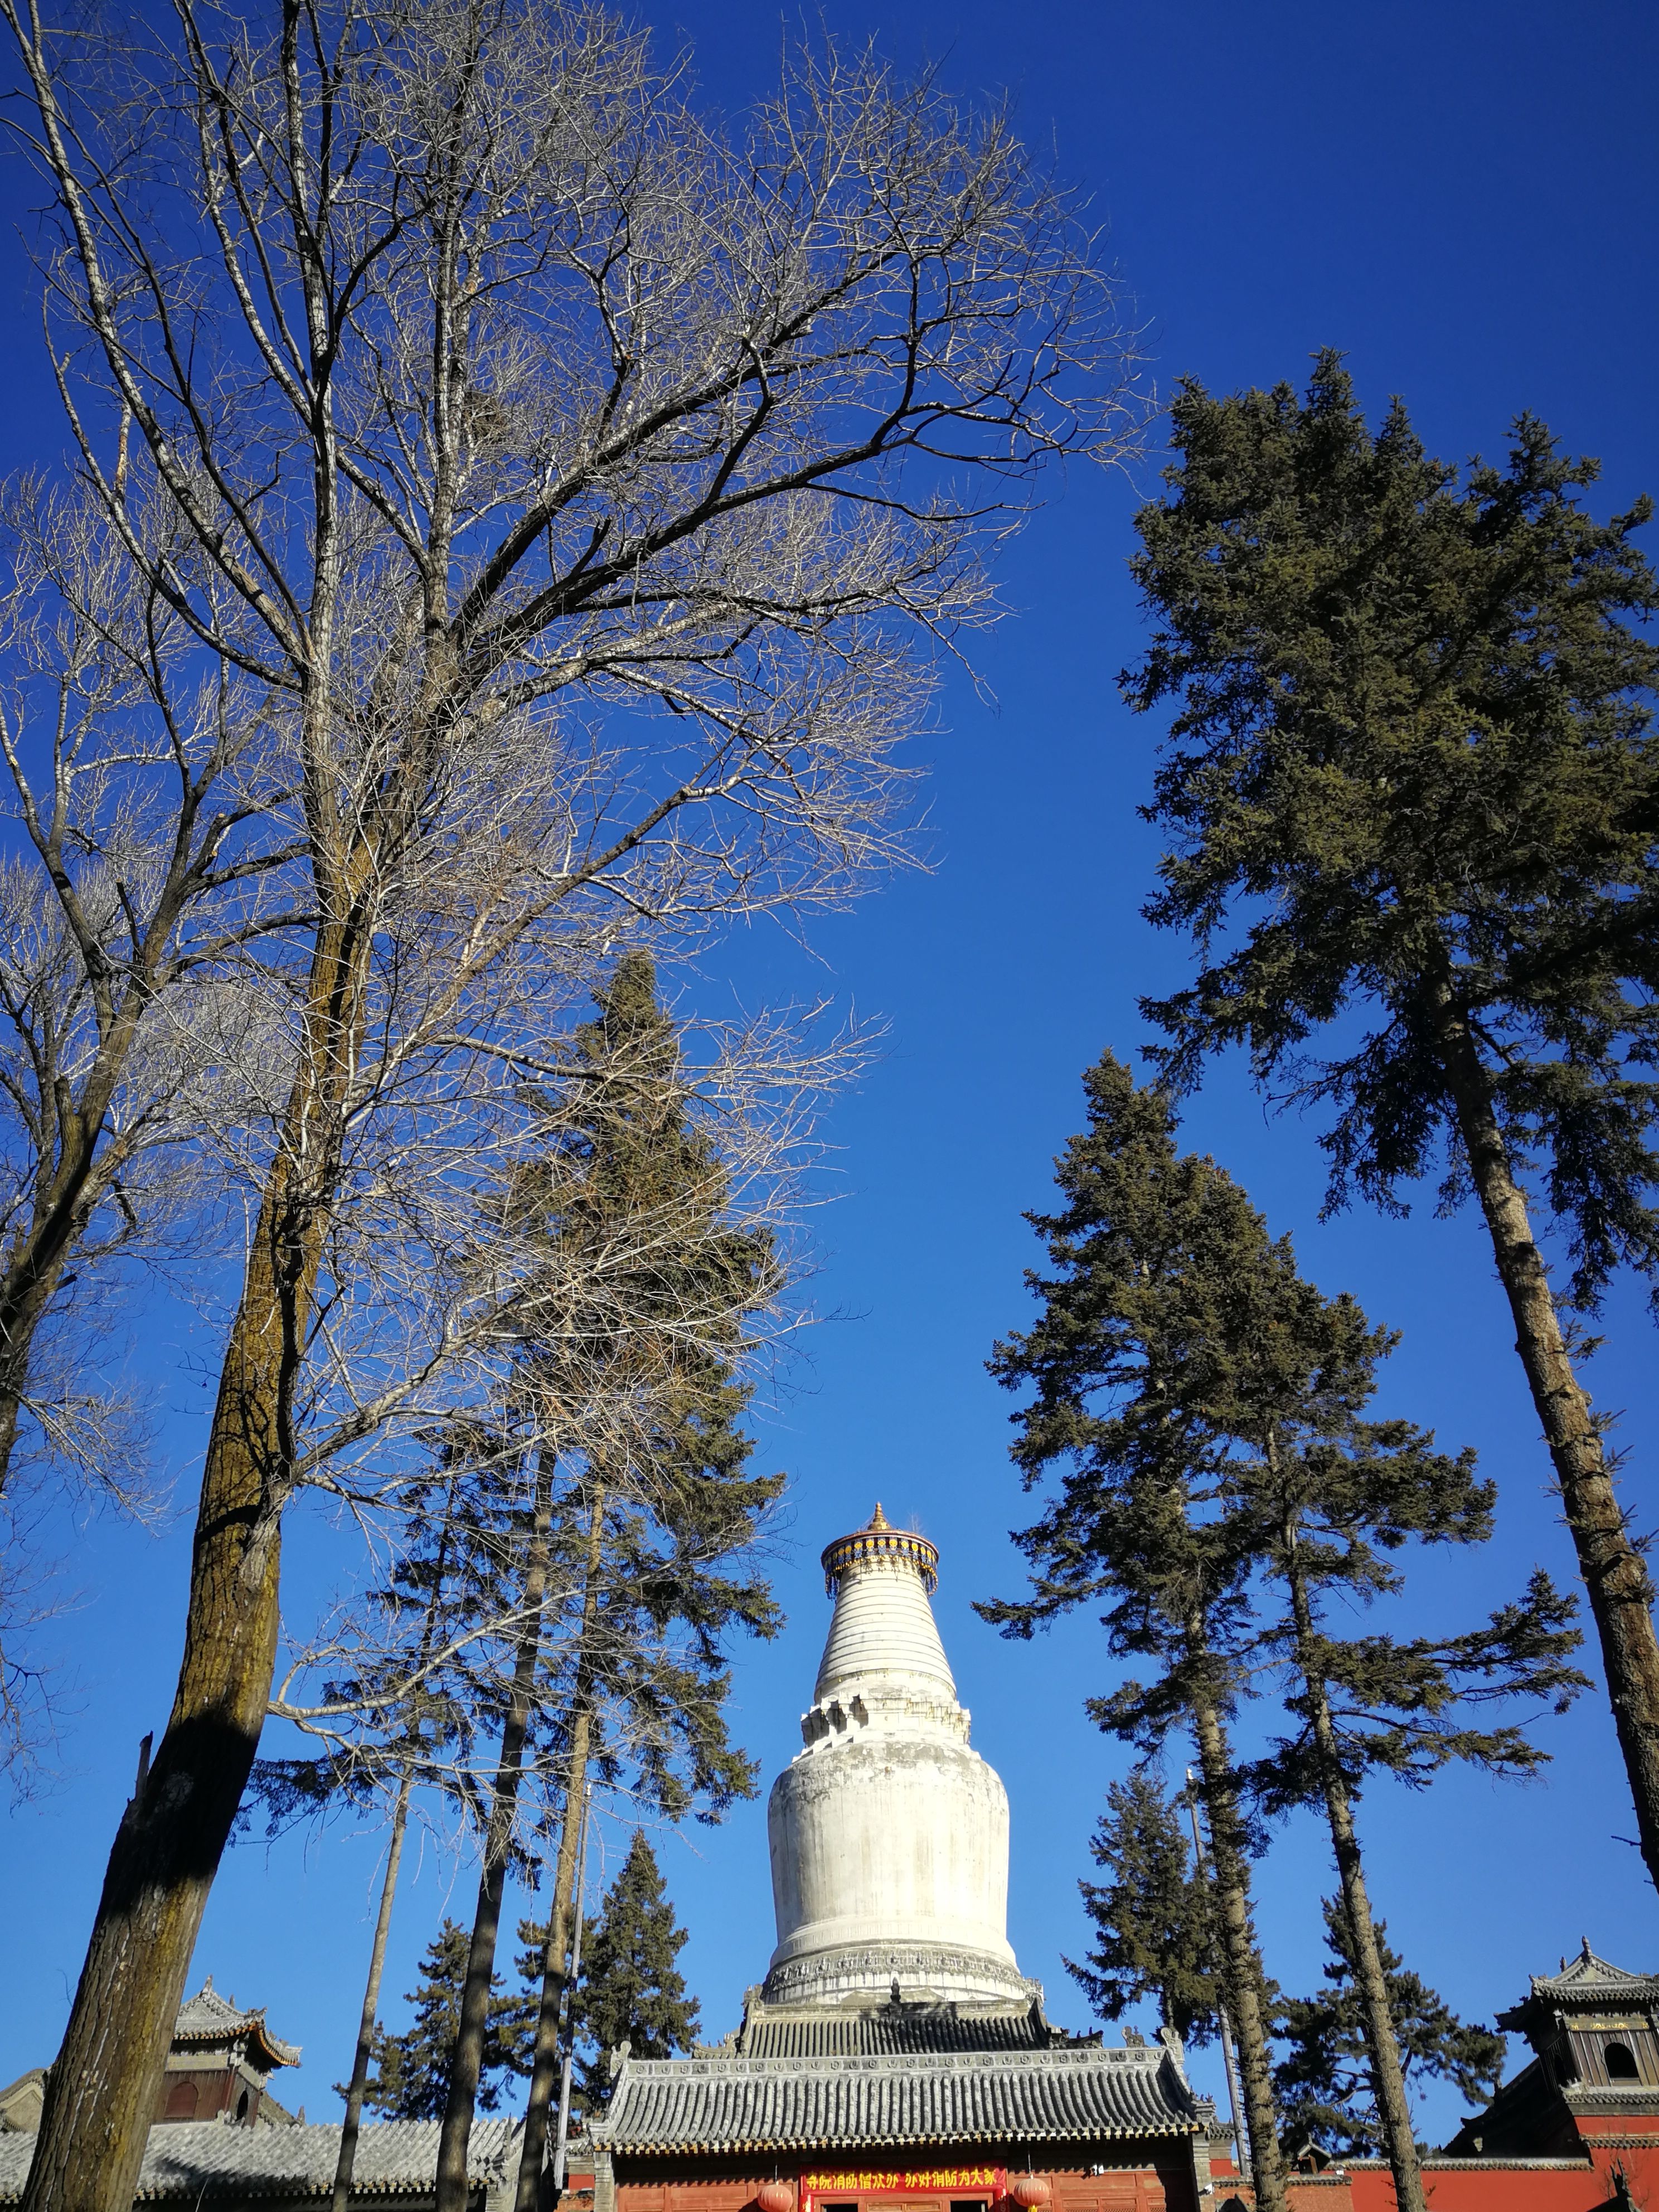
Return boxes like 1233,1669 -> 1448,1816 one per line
246,2026 -> 302,2071
170,2026 -> 300,2070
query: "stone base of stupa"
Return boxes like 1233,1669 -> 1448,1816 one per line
759,1940 -> 1040,2010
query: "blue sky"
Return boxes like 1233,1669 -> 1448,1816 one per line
3,0 -> 1657,2152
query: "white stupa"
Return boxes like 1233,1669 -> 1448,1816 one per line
761,1503 -> 1036,2009
585,1505 -> 1207,2205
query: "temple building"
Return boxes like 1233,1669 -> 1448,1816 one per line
153,1979 -> 302,2128
0,1985 -> 520,2208
1442,1943 -> 1659,2168
579,1507 -> 1659,2212
582,1507 -> 1215,2212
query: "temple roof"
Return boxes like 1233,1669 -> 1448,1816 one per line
733,1992 -> 1094,2061
737,2002 -> 1086,2060
587,2043 -> 1200,2155
172,1979 -> 301,2070
0,2118 -> 520,2204
1497,1939 -> 1659,2029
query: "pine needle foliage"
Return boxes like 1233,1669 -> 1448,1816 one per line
498,954 -> 785,2210
984,1046 -> 1579,2212
511,949 -> 786,1827
1066,1770 -> 1219,2043
1123,352 -> 1659,1893
1274,1899 -> 1506,2159
1130,352 -> 1659,1306
523,1830 -> 701,2111
359,1920 -> 521,2120
980,1049 -> 1290,2205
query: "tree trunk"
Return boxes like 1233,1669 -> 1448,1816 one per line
0,1101 -> 114,1497
1181,1779 -> 1248,2171
0,1244 -> 69,1495
334,1455 -> 464,2206
22,910 -> 373,2212
1281,1522 -> 1424,2212
1434,989 -> 1659,1896
435,1457 -> 555,2212
332,1769 -> 413,2212
515,1748 -> 590,2212
1186,1634 -> 1286,2212
0,1004 -> 141,1504
515,1487 -> 607,2212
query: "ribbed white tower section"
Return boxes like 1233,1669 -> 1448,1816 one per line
763,1506 -> 1032,2009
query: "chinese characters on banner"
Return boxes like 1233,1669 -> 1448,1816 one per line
799,2168 -> 1007,2206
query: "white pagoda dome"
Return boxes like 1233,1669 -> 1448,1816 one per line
761,1505 -> 1034,2008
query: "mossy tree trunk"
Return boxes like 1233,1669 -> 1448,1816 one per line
22,899 -> 374,2212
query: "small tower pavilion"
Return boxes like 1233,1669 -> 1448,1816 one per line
584,1507 -> 1212,2212
1442,1939 -> 1659,2166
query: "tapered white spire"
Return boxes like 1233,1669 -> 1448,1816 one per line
813,1503 -> 957,1706
763,1506 -> 1031,2009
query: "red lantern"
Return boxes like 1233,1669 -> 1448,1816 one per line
1008,2177 -> 1050,2209
756,2182 -> 793,2212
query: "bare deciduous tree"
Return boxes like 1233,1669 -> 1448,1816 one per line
2,3 -> 1141,2202
0,486 -> 302,1774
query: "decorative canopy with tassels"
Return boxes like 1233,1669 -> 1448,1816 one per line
821,1503 -> 939,1595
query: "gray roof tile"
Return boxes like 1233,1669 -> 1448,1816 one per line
173,1980 -> 302,2068
590,2047 -> 1198,2155
0,2118 -> 521,2203
736,2009 -> 1087,2061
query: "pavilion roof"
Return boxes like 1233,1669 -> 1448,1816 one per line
1498,1938 -> 1659,2029
172,1980 -> 302,2071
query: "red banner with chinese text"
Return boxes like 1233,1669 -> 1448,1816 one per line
800,2167 -> 1006,2205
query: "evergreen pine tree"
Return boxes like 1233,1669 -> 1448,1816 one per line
548,1831 -> 702,2108
1274,1900 -> 1505,2158
479,952 -> 783,2212
1164,1097 -> 1584,2212
1123,354 -> 1659,1889
360,1920 -> 520,2120
981,1052 -> 1289,2212
985,1049 -> 1581,2212
1067,1771 -> 1219,2043
1214,1225 -> 1583,2212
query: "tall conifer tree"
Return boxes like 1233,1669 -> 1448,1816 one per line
1274,1901 -> 1505,2158
359,1920 -> 521,2121
986,1050 -> 1580,2212
1123,355 -> 1659,1888
1067,1771 -> 1218,2043
488,952 -> 782,2212
982,1054 -> 1289,2211
1173,1114 -> 1582,2212
552,1830 -> 702,2109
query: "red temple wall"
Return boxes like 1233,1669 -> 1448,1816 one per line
1206,2141 -> 1659,2208
609,2156 -> 1192,2212
598,2129 -> 1659,2212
